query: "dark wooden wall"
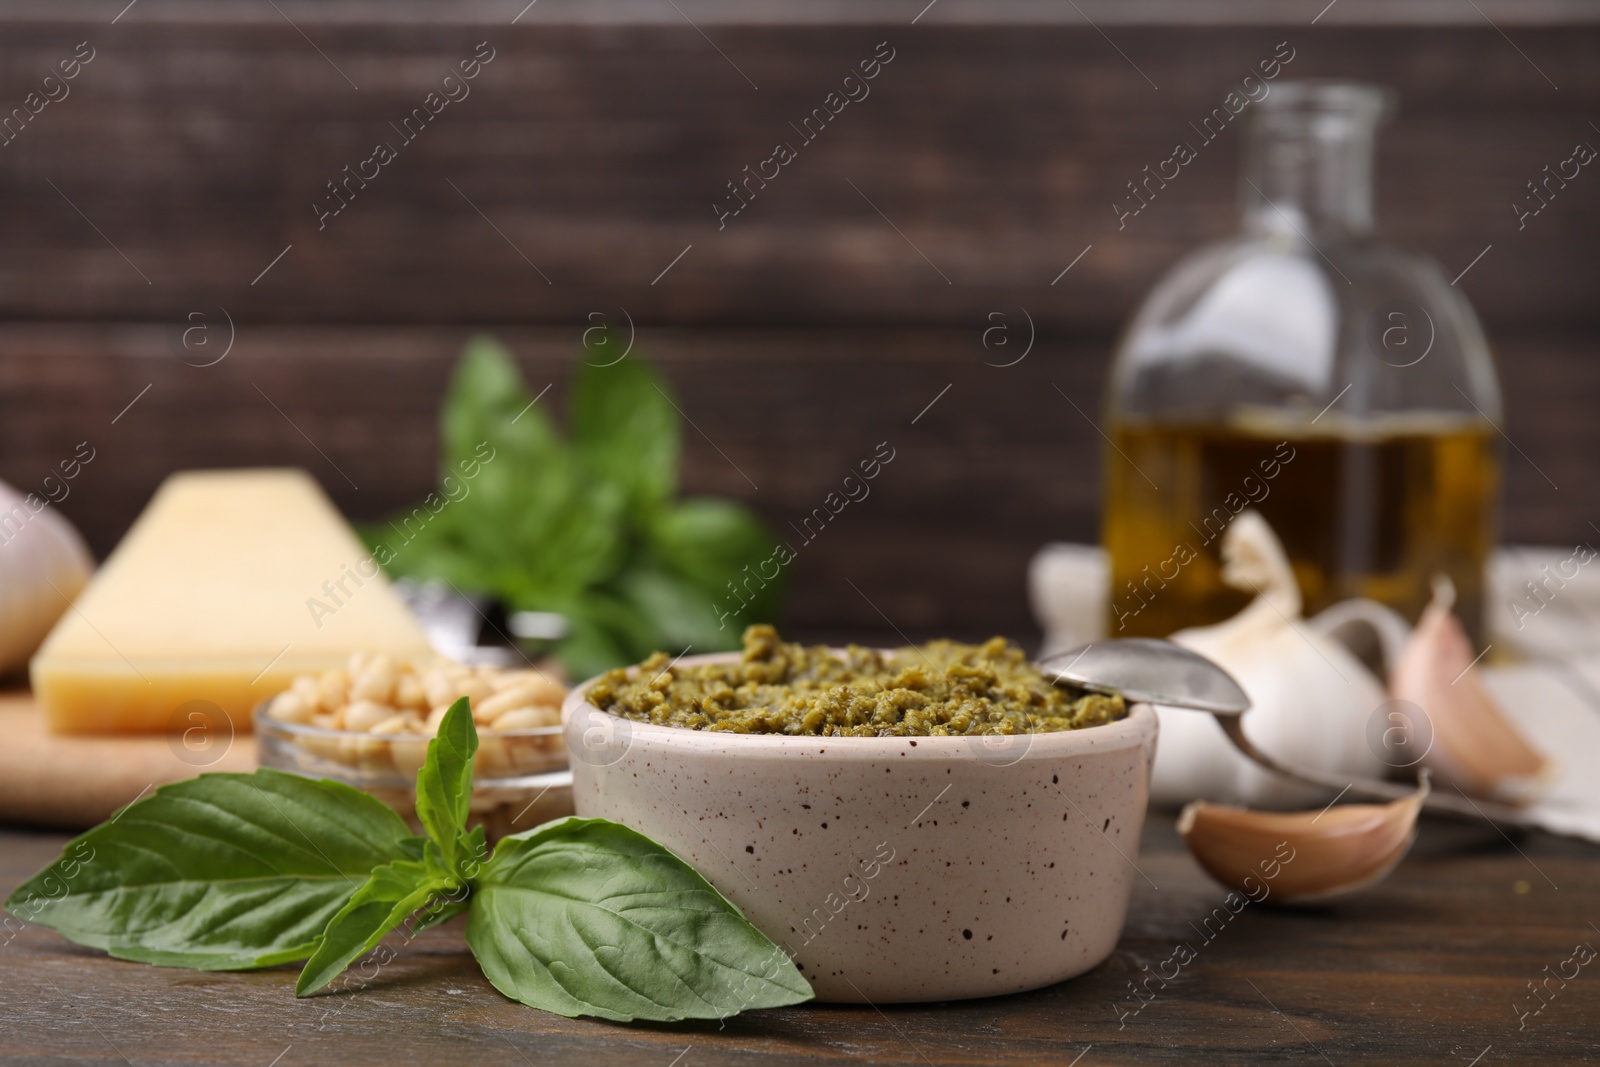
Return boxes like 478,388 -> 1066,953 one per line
2,0 -> 1597,638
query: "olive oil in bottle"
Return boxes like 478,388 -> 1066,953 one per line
1103,417 -> 1499,643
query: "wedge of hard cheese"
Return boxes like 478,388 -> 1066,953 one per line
31,469 -> 432,734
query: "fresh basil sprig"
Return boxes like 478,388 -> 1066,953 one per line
368,336 -> 786,681
7,700 -> 812,1022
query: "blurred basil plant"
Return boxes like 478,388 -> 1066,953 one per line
369,335 -> 783,681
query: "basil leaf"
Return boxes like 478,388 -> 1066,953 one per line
466,817 -> 812,1022
614,566 -> 733,652
407,896 -> 469,935
437,336 -> 575,587
414,698 -> 476,876
460,824 -> 489,878
648,499 -> 783,629
558,591 -> 663,680
295,860 -> 456,996
6,769 -> 422,970
441,334 -> 562,486
496,479 -> 626,604
361,517 -> 495,592
410,336 -> 631,608
570,352 -> 679,516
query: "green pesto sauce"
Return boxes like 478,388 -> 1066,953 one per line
586,625 -> 1127,737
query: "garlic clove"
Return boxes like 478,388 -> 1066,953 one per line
1177,777 -> 1428,904
1391,577 -> 1553,805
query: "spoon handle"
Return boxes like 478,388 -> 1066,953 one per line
1213,714 -> 1537,829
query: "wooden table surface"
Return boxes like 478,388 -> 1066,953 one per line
4,813 -> 1598,1066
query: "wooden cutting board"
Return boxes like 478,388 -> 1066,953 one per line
0,689 -> 257,830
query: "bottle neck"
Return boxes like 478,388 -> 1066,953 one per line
1241,87 -> 1385,240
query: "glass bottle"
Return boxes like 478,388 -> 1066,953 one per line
1102,81 -> 1502,644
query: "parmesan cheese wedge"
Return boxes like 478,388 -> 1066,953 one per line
30,469 -> 431,734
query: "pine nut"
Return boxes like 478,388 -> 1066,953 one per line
344,700 -> 395,732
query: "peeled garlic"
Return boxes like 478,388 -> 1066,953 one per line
1178,776 -> 1428,904
0,480 -> 94,674
1391,577 -> 1553,805
1152,510 -> 1390,809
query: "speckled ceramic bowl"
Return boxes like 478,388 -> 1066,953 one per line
563,652 -> 1159,1003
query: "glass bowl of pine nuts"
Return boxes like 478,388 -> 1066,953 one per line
253,652 -> 575,840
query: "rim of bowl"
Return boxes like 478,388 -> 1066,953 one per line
251,699 -> 565,741
563,650 -> 1157,758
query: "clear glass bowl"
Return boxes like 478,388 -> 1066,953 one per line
253,702 -> 574,840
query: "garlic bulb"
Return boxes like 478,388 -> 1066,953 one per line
1029,543 -> 1108,659
1151,510 -> 1390,809
1177,776 -> 1428,904
1308,596 -> 1412,680
1391,576 -> 1553,805
0,480 -> 94,673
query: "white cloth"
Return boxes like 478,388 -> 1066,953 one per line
1479,660 -> 1600,842
1488,545 -> 1600,660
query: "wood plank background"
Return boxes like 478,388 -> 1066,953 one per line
1,0 -> 1596,638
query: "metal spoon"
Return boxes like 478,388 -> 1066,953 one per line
1037,638 -> 1535,829
1038,637 -> 1252,715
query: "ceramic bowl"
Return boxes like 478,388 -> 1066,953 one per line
562,652 -> 1159,1003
